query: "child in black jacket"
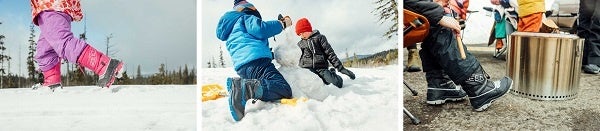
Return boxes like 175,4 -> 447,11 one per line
294,18 -> 355,88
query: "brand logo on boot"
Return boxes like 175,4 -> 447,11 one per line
467,74 -> 486,83
89,50 -> 97,67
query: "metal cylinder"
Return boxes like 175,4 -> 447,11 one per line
507,32 -> 584,100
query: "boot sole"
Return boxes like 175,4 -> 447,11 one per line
426,97 -> 466,105
474,78 -> 513,111
406,66 -> 422,72
104,62 -> 124,88
228,94 -> 242,121
227,77 -> 244,121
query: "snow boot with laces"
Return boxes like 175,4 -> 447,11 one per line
426,70 -> 467,105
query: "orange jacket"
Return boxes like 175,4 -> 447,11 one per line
518,0 -> 545,17
449,0 -> 469,20
30,0 -> 83,25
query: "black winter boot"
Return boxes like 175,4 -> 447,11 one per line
426,70 -> 467,105
461,67 -> 512,111
227,77 -> 264,121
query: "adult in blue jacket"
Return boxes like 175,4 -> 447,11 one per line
216,0 -> 293,121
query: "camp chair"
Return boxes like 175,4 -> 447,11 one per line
403,9 -> 431,125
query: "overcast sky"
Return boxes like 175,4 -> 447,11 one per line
201,0 -> 397,68
0,0 -> 196,76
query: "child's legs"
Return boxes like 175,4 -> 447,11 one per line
421,27 -> 480,83
236,58 -> 292,101
308,68 -> 329,84
316,69 -> 343,88
35,37 -> 60,72
37,11 -> 88,65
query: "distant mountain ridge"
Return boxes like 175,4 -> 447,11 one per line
342,48 -> 398,68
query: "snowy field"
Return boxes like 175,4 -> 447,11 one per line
0,85 -> 196,131
202,66 -> 399,131
202,20 -> 398,130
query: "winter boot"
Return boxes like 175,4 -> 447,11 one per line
42,63 -> 62,91
227,77 -> 264,121
426,70 -> 467,105
495,39 -> 504,53
582,64 -> 600,74
406,49 -> 422,72
461,66 -> 512,111
77,45 -> 124,88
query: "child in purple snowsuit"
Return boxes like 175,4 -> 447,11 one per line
31,0 -> 124,90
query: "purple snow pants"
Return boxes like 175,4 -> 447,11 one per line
36,11 -> 87,72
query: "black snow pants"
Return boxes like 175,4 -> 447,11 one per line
420,25 -> 481,83
578,0 -> 600,66
308,68 -> 343,88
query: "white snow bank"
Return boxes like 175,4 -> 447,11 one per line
0,85 -> 196,131
201,65 -> 399,130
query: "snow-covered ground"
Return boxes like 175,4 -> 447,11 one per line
0,85 -> 196,131
202,66 -> 399,131
202,20 -> 398,130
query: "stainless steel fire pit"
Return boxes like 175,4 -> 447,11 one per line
507,32 -> 584,100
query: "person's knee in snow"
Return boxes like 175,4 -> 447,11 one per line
294,18 -> 356,87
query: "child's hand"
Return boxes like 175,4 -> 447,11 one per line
339,68 -> 356,80
439,16 -> 461,35
278,14 -> 292,29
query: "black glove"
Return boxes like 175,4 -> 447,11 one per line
278,14 -> 292,29
270,48 -> 274,60
338,67 -> 356,80
459,19 -> 466,30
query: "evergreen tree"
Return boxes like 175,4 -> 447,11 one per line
373,0 -> 398,40
211,57 -> 217,68
191,67 -> 196,84
120,71 -> 132,85
27,24 -> 39,82
183,64 -> 189,84
219,44 -> 225,68
0,26 -> 11,88
136,65 -> 142,79
353,53 -> 358,67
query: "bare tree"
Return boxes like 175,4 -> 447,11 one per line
105,33 -> 118,57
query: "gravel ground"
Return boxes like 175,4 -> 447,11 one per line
403,44 -> 600,130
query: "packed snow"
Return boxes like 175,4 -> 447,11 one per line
202,29 -> 399,130
0,85 -> 196,131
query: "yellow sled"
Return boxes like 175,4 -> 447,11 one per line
201,84 -> 308,106
279,97 -> 308,106
201,84 -> 227,102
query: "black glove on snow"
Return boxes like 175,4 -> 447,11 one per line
339,68 -> 356,80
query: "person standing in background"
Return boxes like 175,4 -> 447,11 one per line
578,0 -> 600,74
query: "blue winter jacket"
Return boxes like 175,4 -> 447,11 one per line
216,11 -> 283,70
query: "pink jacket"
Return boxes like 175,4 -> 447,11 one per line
30,0 -> 83,25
